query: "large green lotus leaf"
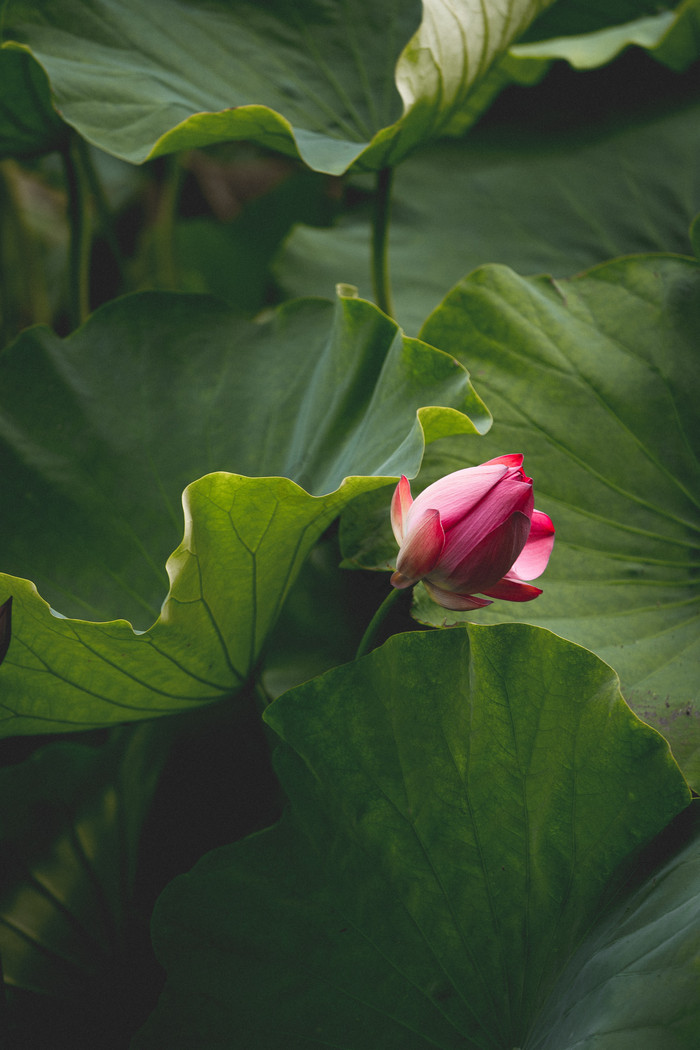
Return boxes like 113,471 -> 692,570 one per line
0,47 -> 66,158
374,255 -> 699,787
0,290 -> 486,736
134,625 -> 692,1048
0,473 -> 378,735
277,80 -> 700,334
530,800 -> 700,1049
0,288 -> 487,629
1,0 -> 557,174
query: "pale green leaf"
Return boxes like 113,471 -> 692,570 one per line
0,473 -> 380,735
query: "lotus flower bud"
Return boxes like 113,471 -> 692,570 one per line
390,454 -> 555,611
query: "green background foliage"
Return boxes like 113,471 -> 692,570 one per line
277,51 -> 700,332
0,0 -> 698,1045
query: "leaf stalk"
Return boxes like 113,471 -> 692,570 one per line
62,132 -> 93,329
355,585 -> 401,660
371,165 -> 395,318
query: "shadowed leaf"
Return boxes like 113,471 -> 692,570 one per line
0,597 -> 11,666
0,48 -> 66,158
0,725 -> 167,1023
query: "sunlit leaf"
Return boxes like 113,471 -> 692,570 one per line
134,625 -> 691,1048
2,0 -> 558,173
358,254 -> 700,786
0,289 -> 486,735
440,0 -> 695,142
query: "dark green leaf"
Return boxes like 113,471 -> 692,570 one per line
690,211 -> 700,261
0,289 -> 486,735
0,597 -> 11,666
0,726 -> 167,1002
530,801 -> 700,1049
166,162 -> 331,314
3,0 -> 558,173
520,0 -> 683,40
0,47 -> 66,158
135,625 -> 691,1048
0,289 -> 487,626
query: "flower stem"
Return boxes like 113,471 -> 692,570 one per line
62,132 -> 93,329
371,165 -> 395,318
355,586 -> 401,660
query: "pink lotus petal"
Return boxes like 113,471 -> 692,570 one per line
481,579 -> 543,602
389,455 -> 553,612
437,510 -> 531,593
437,477 -> 533,576
395,508 -> 445,583
482,453 -> 524,469
390,475 -> 413,545
508,509 -> 555,581
424,580 -> 493,610
407,464 -> 508,530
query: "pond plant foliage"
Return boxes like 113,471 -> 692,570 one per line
0,1 -> 699,1046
